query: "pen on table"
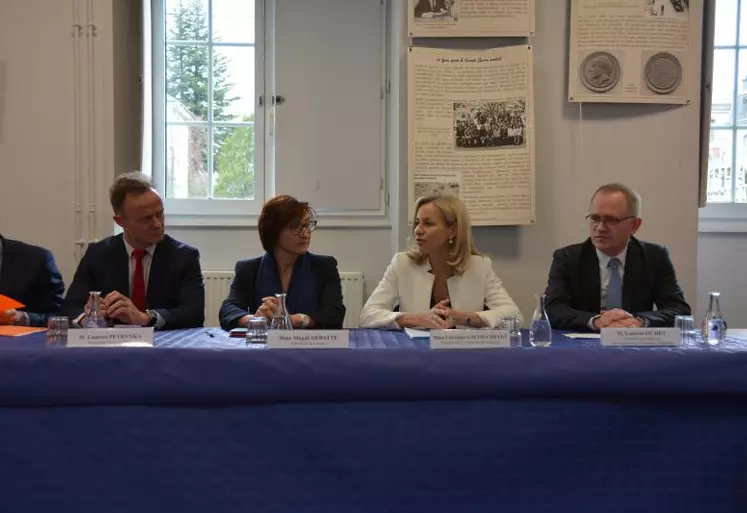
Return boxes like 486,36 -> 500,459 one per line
204,329 -> 215,338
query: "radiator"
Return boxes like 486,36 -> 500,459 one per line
203,271 -> 364,329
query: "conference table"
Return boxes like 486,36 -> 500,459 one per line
1,328 -> 747,513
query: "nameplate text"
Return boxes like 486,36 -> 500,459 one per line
68,327 -> 155,348
267,330 -> 350,349
601,328 -> 680,347
430,329 -> 510,349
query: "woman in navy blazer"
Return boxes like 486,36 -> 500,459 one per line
219,195 -> 346,330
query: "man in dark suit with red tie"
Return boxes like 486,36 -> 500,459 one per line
544,183 -> 691,332
0,235 -> 64,327
63,172 -> 205,329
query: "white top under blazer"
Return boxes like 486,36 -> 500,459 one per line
359,252 -> 523,329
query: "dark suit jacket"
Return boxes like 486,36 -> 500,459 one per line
544,237 -> 691,332
0,236 -> 65,327
63,234 -> 205,329
219,253 -> 346,330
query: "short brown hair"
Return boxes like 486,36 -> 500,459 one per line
591,183 -> 641,217
258,195 -> 315,252
110,172 -> 154,214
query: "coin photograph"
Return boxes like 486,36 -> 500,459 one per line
641,50 -> 684,96
578,51 -> 621,94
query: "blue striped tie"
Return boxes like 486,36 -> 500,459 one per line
606,258 -> 622,309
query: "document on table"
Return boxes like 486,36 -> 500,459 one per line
563,333 -> 601,339
0,326 -> 45,337
0,294 -> 24,311
405,328 -> 430,339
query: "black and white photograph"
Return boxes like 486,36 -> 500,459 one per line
414,175 -> 461,201
454,100 -> 527,149
413,0 -> 457,21
645,0 -> 688,19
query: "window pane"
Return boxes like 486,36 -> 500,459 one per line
166,45 -> 209,121
736,130 -> 747,202
716,0 -> 738,46
711,49 -> 736,126
213,46 -> 255,122
708,130 -> 734,203
741,0 -> 747,45
737,49 -> 747,127
166,125 -> 209,198
166,0 -> 209,42
213,126 -> 255,199
213,0 -> 255,43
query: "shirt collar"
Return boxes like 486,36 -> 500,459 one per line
123,236 -> 156,258
596,241 -> 628,269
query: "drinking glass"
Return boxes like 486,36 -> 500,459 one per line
246,316 -> 268,345
500,316 -> 522,348
675,315 -> 696,346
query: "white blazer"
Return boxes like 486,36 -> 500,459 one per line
360,252 -> 523,329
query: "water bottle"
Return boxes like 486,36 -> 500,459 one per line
701,291 -> 726,346
270,293 -> 293,330
529,293 -> 552,347
82,291 -> 109,328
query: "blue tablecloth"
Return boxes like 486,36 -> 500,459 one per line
1,328 -> 746,512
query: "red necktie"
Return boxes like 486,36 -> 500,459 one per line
132,249 -> 147,311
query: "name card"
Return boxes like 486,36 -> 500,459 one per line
267,330 -> 350,349
430,329 -> 510,349
67,327 -> 155,348
601,328 -> 680,347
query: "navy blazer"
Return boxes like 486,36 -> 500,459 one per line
0,236 -> 65,327
219,253 -> 346,330
63,234 -> 205,329
544,237 -> 691,331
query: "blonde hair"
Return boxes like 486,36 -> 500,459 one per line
406,194 -> 479,275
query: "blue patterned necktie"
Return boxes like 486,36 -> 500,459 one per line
606,258 -> 622,309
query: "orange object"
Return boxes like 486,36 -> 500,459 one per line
0,295 -> 25,311
0,326 -> 45,337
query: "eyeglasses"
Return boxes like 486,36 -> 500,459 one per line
585,214 -> 636,226
288,220 -> 318,234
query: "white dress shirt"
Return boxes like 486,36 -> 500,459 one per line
121,238 -> 164,329
122,238 -> 156,296
360,252 -> 523,329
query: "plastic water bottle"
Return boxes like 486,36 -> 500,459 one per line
701,291 -> 726,346
529,293 -> 552,347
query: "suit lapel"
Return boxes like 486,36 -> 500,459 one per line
147,238 -> 169,307
112,235 -> 131,297
581,240 -> 602,311
622,238 -> 642,312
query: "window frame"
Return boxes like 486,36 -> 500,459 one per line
145,0 -> 392,228
149,0 -> 266,221
700,0 -> 747,232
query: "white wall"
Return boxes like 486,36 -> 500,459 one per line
697,233 -> 747,324
0,0 -> 703,325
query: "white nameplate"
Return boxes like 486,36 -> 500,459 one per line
430,329 -> 510,349
267,330 -> 350,349
601,328 -> 680,347
67,328 -> 155,348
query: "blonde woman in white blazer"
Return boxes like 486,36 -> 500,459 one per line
360,194 -> 522,330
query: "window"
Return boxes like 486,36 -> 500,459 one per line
145,0 -> 388,225
149,0 -> 265,218
707,0 -> 747,204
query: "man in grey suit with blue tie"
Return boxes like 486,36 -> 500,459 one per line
544,183 -> 691,332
